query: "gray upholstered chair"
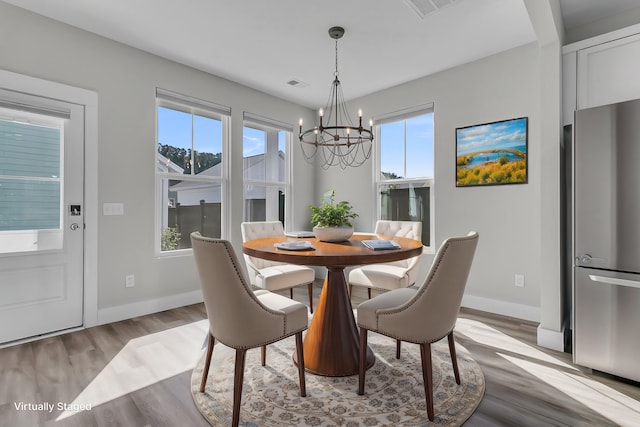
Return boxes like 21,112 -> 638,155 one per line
241,221 -> 316,313
190,232 -> 308,427
357,231 -> 479,422
349,220 -> 423,299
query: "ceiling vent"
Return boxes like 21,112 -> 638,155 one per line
287,78 -> 309,88
404,0 -> 461,19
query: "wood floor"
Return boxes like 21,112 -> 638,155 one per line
1,283 -> 639,427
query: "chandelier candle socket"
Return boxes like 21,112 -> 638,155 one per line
299,26 -> 374,169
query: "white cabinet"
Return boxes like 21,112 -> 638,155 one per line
577,32 -> 640,109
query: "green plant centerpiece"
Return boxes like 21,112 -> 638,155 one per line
309,190 -> 358,242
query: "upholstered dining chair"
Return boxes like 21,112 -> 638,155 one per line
241,221 -> 316,313
190,232 -> 308,427
348,220 -> 423,299
357,231 -> 479,422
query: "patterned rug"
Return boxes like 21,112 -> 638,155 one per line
191,331 -> 485,426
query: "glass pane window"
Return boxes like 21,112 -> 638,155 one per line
377,109 -> 434,247
380,114 -> 433,180
157,107 -> 223,176
0,116 -> 63,232
159,178 -> 222,251
156,92 -> 228,253
242,120 -> 289,224
243,184 -> 285,222
379,182 -> 430,245
243,126 -> 265,180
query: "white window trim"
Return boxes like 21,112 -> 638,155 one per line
242,113 -> 292,227
155,89 -> 230,257
373,105 -> 435,252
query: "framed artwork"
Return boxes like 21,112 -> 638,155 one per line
456,117 -> 528,187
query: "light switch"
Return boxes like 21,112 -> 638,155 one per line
103,202 -> 124,215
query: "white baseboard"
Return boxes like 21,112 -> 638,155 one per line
461,294 -> 540,323
536,324 -> 566,352
97,290 -> 204,326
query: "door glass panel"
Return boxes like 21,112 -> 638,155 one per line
0,115 -> 63,254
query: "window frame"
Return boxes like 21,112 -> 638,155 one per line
374,104 -> 435,251
154,89 -> 230,256
242,112 -> 292,227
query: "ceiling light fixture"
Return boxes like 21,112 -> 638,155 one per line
299,26 -> 373,169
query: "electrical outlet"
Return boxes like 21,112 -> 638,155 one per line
515,274 -> 525,288
125,274 -> 135,288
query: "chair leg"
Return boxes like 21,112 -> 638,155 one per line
199,333 -> 215,393
447,331 -> 461,385
232,349 -> 247,427
358,328 -> 368,395
307,283 -> 314,314
290,288 -> 294,299
396,339 -> 401,359
261,345 -> 266,367
420,342 -> 434,422
367,288 -> 372,299
295,331 -> 306,397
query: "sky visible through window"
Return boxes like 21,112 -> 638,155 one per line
157,107 -> 222,155
380,113 -> 434,179
243,126 -> 286,158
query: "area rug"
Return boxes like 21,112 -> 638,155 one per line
191,332 -> 484,426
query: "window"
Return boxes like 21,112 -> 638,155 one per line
156,89 -> 229,252
0,107 -> 66,253
242,113 -> 290,224
376,105 -> 434,247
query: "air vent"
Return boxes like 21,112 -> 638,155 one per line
287,78 -> 309,88
404,0 -> 460,19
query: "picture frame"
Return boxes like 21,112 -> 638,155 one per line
455,117 -> 528,187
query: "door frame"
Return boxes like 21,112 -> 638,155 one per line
0,69 -> 99,329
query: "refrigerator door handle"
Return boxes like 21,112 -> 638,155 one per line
588,274 -> 640,290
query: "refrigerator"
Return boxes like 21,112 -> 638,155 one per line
573,98 -> 640,382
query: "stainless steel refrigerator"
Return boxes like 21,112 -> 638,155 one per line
573,98 -> 640,382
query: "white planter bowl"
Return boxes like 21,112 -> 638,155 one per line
313,225 -> 354,242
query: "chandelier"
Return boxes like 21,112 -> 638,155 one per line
299,26 -> 374,169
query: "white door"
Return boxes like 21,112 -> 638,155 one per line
0,89 -> 84,344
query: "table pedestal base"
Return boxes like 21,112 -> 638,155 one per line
294,267 -> 375,376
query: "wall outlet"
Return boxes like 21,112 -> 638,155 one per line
515,274 -> 525,288
125,274 -> 135,288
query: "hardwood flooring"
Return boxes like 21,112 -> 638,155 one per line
1,283 -> 639,426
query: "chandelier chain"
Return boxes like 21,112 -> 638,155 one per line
335,39 -> 339,77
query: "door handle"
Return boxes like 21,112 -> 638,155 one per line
70,223 -> 80,231
588,274 -> 640,290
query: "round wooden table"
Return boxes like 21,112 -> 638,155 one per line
242,233 -> 423,377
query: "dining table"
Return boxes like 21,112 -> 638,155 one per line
242,233 -> 423,377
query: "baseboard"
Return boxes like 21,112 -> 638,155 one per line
97,290 -> 204,326
536,324 -> 566,352
461,294 -> 540,323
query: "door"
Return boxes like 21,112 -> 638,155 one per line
0,89 -> 84,344
574,99 -> 640,273
574,267 -> 640,382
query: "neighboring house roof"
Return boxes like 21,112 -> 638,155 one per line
157,152 -> 184,174
169,151 -> 284,192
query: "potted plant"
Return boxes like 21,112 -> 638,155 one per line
309,190 -> 358,242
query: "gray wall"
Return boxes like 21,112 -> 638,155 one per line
0,2 -> 316,313
0,2 -> 564,341
317,41 -> 560,325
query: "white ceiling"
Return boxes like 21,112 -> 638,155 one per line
2,0 -> 638,109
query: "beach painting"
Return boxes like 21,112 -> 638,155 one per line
456,117 -> 528,187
